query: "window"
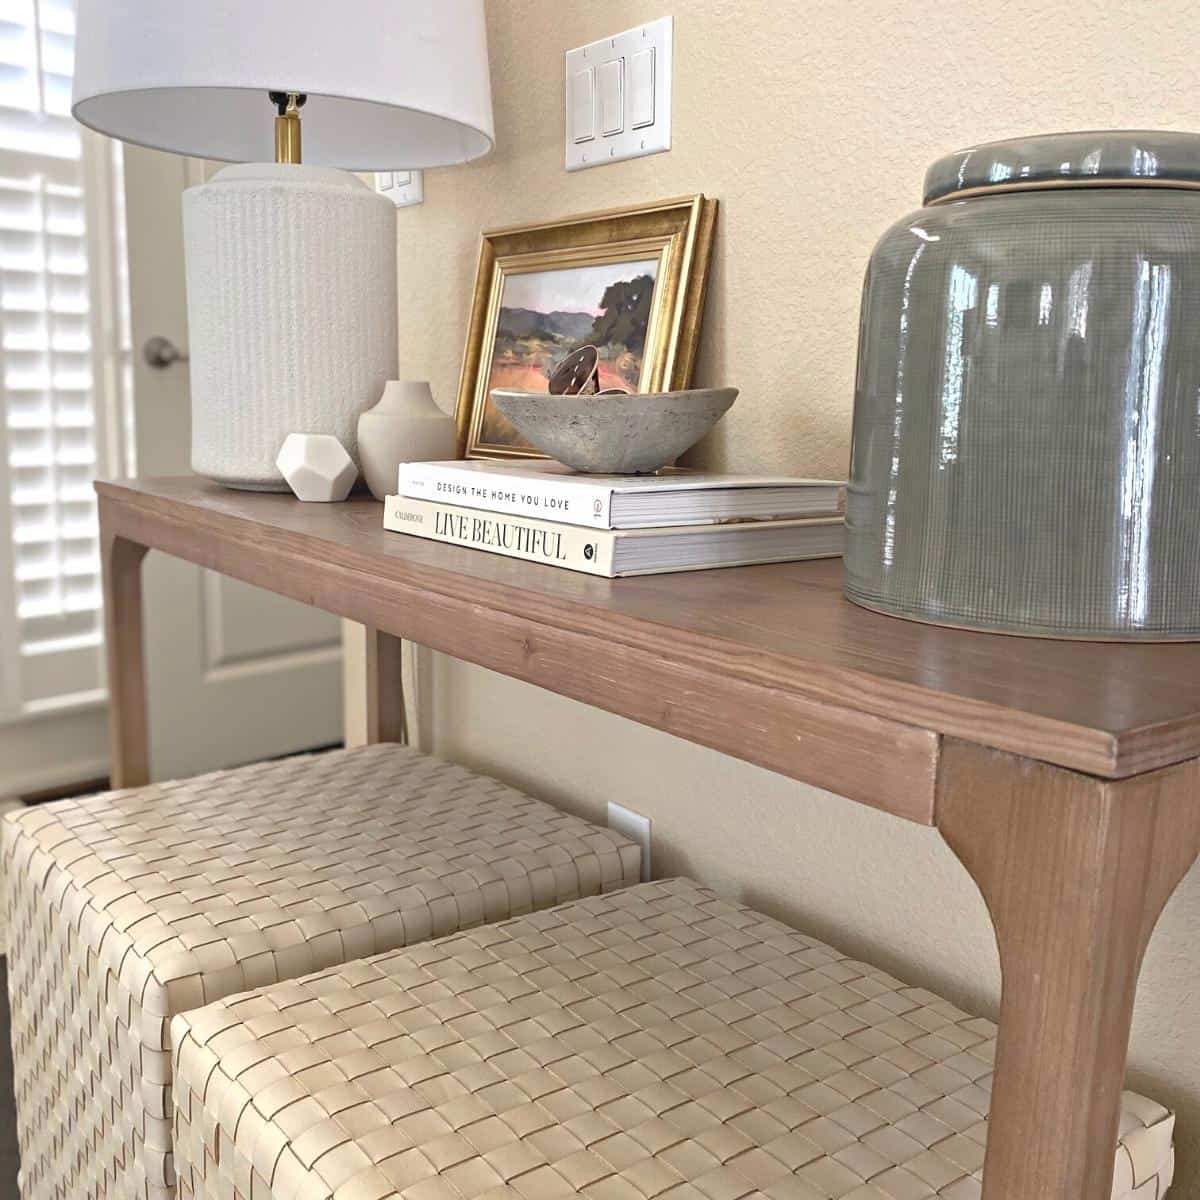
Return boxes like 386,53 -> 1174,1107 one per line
0,0 -> 129,723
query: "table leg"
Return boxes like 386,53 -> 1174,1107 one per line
341,622 -> 408,747
937,738 -> 1200,1199
100,528 -> 150,788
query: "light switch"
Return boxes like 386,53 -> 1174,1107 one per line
630,47 -> 655,129
570,67 -> 595,143
375,170 -> 424,208
599,58 -> 624,136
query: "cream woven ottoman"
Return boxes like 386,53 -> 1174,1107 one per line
171,878 -> 1173,1200
2,744 -> 641,1200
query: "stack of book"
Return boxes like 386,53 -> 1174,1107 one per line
384,460 -> 845,578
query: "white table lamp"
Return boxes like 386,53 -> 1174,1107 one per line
73,0 -> 494,490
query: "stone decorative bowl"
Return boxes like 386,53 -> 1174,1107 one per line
491,388 -> 737,474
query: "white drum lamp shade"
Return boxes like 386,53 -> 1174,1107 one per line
71,1 -> 494,170
72,0 -> 494,490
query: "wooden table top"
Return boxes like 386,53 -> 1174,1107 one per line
98,476 -> 1200,820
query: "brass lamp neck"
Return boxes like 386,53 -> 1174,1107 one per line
269,91 -> 306,164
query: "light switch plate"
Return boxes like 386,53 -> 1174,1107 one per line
375,169 -> 424,208
607,801 -> 652,882
565,16 -> 672,171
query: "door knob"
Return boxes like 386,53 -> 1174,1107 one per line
143,335 -> 189,369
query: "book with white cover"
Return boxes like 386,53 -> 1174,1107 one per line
384,496 -> 844,578
397,460 -> 843,530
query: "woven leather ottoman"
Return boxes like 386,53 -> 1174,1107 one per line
171,878 -> 1174,1200
3,744 -> 641,1200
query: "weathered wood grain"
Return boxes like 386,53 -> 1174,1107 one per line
96,483 -> 937,819
97,478 -> 1200,781
938,739 -> 1200,1200
100,527 -> 149,789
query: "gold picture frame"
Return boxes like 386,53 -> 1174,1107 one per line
454,194 -> 718,460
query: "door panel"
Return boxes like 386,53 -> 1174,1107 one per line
203,575 -> 339,669
122,145 -> 342,780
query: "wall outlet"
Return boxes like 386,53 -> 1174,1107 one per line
607,801 -> 651,881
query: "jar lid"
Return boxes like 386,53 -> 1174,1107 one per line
924,130 -> 1200,204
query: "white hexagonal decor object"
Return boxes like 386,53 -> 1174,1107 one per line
275,434 -> 358,502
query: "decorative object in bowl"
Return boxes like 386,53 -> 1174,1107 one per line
491,387 -> 737,474
845,129 -> 1200,640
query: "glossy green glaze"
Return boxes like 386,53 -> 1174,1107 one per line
846,132 -> 1200,638
924,129 -> 1200,202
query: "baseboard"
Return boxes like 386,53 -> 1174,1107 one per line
0,756 -> 111,801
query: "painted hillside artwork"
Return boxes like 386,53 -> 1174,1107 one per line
478,257 -> 659,449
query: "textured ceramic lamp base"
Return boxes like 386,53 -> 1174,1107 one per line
182,164 -> 398,491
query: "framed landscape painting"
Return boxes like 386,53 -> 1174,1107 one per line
455,195 -> 717,460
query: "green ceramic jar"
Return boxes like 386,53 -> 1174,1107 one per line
845,131 -> 1200,639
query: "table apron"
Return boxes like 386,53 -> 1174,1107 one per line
98,495 -> 939,822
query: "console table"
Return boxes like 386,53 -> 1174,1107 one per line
97,475 -> 1200,1200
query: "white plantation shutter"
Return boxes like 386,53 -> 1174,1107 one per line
0,0 -> 129,722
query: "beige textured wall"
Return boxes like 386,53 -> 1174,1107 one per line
393,0 -> 1200,1189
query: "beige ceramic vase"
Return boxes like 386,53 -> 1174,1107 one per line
357,380 -> 456,501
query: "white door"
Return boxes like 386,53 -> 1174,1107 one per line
122,146 -> 342,780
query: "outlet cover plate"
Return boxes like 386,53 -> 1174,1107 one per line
607,801 -> 651,882
565,17 -> 673,172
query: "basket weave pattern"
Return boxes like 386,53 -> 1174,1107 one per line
171,879 -> 1173,1200
2,744 -> 640,1200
